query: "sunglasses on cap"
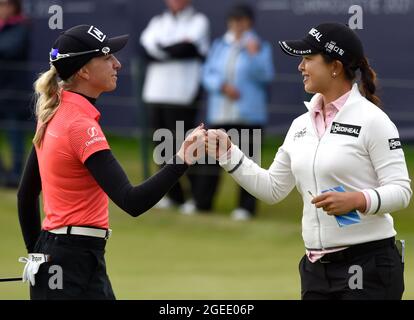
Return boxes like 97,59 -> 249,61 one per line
49,46 -> 111,62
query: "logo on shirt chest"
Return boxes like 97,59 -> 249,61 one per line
87,127 -> 99,138
330,122 -> 361,138
294,127 -> 307,141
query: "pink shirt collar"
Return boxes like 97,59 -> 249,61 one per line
311,90 -> 351,115
309,89 -> 351,138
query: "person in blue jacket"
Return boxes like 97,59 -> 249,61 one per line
191,4 -> 275,220
0,0 -> 31,188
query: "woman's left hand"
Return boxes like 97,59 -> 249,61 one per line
311,192 -> 366,215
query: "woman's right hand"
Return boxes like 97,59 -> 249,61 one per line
177,124 -> 207,165
206,129 -> 232,160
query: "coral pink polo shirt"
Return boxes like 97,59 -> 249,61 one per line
35,90 -> 110,230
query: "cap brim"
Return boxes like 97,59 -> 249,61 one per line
107,34 -> 129,54
278,39 -> 320,57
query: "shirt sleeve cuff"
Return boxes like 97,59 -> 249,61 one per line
360,190 -> 371,215
219,144 -> 244,172
362,188 -> 381,215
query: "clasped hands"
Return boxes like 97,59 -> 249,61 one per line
177,124 -> 231,165
177,124 -> 367,217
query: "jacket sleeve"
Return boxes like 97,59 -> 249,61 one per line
246,42 -> 275,83
140,13 -> 209,62
362,113 -> 412,215
139,16 -> 169,61
218,130 -> 296,205
184,14 -> 210,56
161,42 -> 204,60
202,40 -> 225,93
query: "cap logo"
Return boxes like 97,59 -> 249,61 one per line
102,47 -> 110,55
308,28 -> 322,42
87,26 -> 106,42
325,41 -> 345,56
281,41 -> 312,55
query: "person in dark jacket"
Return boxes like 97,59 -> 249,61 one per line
0,0 -> 31,188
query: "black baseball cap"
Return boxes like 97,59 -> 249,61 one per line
50,25 -> 129,80
278,22 -> 364,66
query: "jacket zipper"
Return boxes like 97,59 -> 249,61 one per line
312,139 -> 324,249
306,91 -> 351,249
308,108 -> 324,249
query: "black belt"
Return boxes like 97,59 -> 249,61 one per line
318,237 -> 395,264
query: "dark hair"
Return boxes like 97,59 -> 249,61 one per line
227,3 -> 255,22
322,54 -> 381,107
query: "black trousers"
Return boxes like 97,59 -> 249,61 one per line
30,231 -> 115,300
299,237 -> 404,300
192,125 -> 262,214
149,102 -> 199,205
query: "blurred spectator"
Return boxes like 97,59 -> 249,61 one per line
0,0 -> 31,188
139,0 -> 210,211
194,4 -> 275,220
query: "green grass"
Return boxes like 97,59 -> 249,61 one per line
0,134 -> 413,299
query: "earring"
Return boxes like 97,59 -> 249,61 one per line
332,72 -> 337,78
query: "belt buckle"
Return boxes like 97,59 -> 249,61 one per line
105,229 -> 112,240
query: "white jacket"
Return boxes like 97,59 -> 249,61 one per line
220,84 -> 412,249
140,6 -> 210,105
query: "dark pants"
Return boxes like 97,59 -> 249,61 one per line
30,231 -> 115,300
193,125 -> 262,214
0,116 -> 26,187
299,237 -> 404,300
149,102 -> 199,205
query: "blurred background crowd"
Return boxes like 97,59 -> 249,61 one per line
1,0 -> 413,220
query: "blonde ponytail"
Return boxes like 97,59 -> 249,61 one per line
32,65 -> 61,147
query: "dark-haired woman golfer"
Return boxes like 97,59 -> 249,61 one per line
207,22 -> 411,300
